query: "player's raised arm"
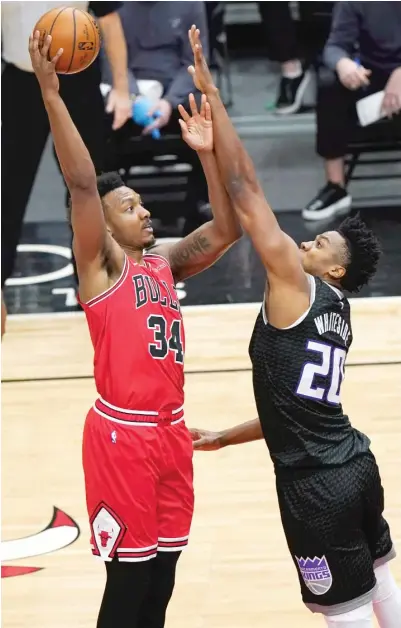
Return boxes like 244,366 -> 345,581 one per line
187,28 -> 309,296
28,32 -> 124,300
151,94 -> 242,283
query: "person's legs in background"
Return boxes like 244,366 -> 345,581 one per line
258,1 -> 311,114
1,64 -> 50,288
302,67 -> 390,221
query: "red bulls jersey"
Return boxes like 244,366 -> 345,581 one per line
80,253 -> 185,414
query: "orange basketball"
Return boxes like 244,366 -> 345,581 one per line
34,6 -> 101,75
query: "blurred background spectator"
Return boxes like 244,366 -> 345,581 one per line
2,1 -> 401,311
1,1 -> 132,289
258,1 -> 313,115
102,0 -> 211,236
303,1 -> 401,221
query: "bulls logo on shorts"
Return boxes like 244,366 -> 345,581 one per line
90,503 -> 126,561
295,555 -> 333,595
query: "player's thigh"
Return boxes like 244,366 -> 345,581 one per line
83,409 -> 159,562
361,453 -> 395,565
157,422 -> 194,552
276,464 -> 376,612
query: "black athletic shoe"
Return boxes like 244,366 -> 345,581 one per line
302,182 -> 352,221
275,69 -> 312,115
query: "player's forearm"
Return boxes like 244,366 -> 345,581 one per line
99,12 -> 129,95
205,88 -> 263,206
219,419 -> 263,447
42,92 -> 96,190
198,151 -> 242,241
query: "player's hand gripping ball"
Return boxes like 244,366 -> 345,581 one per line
34,6 -> 101,74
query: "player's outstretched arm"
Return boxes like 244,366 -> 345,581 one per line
190,419 -> 263,451
151,94 -> 242,283
28,32 -> 124,300
187,27 -> 308,294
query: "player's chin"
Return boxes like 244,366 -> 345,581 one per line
143,232 -> 156,248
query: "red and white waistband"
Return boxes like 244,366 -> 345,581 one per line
93,397 -> 185,426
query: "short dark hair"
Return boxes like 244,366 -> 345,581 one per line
337,214 -> 381,293
96,171 -> 125,199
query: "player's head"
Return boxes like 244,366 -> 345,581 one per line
299,214 -> 381,293
96,172 -> 155,249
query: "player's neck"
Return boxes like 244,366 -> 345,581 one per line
122,246 -> 144,265
321,275 -> 342,290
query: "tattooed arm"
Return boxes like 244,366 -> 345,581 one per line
151,151 -> 242,284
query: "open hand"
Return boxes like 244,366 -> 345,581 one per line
178,93 -> 213,152
188,25 -> 216,94
189,427 -> 222,451
29,30 -> 63,95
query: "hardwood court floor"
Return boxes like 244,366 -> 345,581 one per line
2,298 -> 401,628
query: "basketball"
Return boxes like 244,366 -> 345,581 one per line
34,7 -> 101,75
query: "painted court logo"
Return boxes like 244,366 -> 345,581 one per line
1,507 -> 80,578
295,555 -> 332,595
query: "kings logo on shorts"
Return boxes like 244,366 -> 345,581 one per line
295,555 -> 332,595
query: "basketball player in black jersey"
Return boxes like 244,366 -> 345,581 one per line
187,26 -> 401,628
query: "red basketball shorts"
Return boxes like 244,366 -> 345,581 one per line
82,401 -> 194,562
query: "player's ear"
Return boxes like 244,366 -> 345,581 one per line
329,264 -> 346,281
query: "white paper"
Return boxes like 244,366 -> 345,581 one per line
356,91 -> 385,127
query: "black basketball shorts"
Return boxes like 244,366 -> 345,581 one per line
275,452 -> 395,616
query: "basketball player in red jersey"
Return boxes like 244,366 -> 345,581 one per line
29,31 -> 241,628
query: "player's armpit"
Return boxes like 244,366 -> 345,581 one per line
151,220 -> 240,283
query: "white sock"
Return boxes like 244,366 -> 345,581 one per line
282,60 -> 302,79
324,602 -> 373,627
373,563 -> 401,627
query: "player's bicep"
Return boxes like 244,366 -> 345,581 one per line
151,221 -> 236,282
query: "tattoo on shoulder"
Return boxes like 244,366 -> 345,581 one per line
171,232 -> 211,268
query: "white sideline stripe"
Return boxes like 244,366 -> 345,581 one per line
7,295 -> 401,321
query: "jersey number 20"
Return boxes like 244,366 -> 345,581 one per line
296,340 -> 346,405
147,315 -> 184,364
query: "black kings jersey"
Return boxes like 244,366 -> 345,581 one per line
249,276 -> 370,471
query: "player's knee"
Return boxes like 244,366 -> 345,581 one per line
324,601 -> 373,627
373,562 -> 399,602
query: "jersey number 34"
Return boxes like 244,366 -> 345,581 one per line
296,340 -> 346,405
147,315 -> 184,364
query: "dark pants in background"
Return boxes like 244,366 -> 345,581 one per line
1,60 -> 106,288
258,1 -> 334,66
316,68 -> 396,159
